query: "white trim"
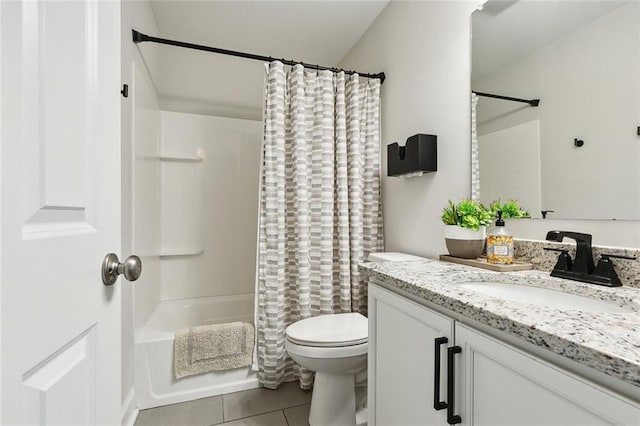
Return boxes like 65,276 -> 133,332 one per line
120,386 -> 138,426
0,0 -> 4,420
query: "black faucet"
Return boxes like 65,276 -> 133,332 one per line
545,231 -> 595,274
544,230 -> 635,287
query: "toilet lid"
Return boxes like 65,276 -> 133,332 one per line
285,313 -> 368,347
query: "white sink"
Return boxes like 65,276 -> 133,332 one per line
459,281 -> 632,314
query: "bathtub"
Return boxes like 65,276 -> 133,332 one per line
134,293 -> 259,409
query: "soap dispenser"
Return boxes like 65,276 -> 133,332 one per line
486,211 -> 514,264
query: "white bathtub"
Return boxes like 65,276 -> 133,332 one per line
134,294 -> 259,409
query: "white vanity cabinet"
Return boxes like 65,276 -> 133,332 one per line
368,282 -> 640,426
368,284 -> 454,426
455,323 -> 639,426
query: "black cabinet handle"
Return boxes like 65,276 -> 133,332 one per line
447,346 -> 462,425
433,337 -> 448,410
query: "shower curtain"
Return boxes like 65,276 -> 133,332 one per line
471,92 -> 481,202
256,61 -> 383,390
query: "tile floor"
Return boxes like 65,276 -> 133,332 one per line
134,382 -> 312,426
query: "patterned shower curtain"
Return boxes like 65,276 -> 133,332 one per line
471,92 -> 481,202
256,61 -> 384,390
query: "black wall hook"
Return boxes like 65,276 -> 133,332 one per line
574,138 -> 584,147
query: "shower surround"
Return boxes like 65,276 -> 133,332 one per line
131,110 -> 263,408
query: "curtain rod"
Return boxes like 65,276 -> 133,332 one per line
473,91 -> 540,107
132,29 -> 386,84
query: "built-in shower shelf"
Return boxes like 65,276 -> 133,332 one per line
158,155 -> 204,163
158,248 -> 204,258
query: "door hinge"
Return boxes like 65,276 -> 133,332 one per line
121,84 -> 129,98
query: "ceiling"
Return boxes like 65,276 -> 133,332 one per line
472,0 -> 627,81
141,0 -> 389,120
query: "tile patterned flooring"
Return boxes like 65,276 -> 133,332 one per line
134,382 -> 312,426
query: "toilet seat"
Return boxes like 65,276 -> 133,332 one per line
285,339 -> 368,359
285,312 -> 368,347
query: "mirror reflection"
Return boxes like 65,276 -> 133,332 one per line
471,1 -> 640,220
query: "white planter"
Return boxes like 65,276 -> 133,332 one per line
444,225 -> 486,240
444,225 -> 486,259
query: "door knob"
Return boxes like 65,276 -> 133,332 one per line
101,253 -> 142,285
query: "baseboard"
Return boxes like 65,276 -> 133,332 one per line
121,386 -> 139,426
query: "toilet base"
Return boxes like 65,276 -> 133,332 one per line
309,373 -> 357,426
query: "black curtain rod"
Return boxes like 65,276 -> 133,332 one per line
473,91 -> 540,107
132,30 -> 386,84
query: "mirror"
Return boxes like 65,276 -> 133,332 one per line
471,1 -> 640,220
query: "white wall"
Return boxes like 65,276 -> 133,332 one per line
474,3 -> 640,220
478,120 -> 542,217
121,0 -> 161,420
340,1 -> 640,252
339,1 -> 479,258
159,112 -> 262,300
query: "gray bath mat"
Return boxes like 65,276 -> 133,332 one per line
174,321 -> 254,379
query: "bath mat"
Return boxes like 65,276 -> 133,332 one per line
174,321 -> 254,379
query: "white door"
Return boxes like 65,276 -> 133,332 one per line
1,0 -> 122,424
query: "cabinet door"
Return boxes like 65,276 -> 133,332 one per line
455,323 -> 640,426
369,283 -> 454,426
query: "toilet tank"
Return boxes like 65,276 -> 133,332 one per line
368,252 -> 425,262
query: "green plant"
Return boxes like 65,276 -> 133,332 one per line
441,199 -> 492,231
489,199 -> 531,219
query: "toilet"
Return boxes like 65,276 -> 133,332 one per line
285,252 -> 424,426
286,313 -> 368,426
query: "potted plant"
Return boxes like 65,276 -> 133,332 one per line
488,199 -> 531,219
441,199 -> 493,258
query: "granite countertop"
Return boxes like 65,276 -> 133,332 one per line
359,259 -> 640,389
